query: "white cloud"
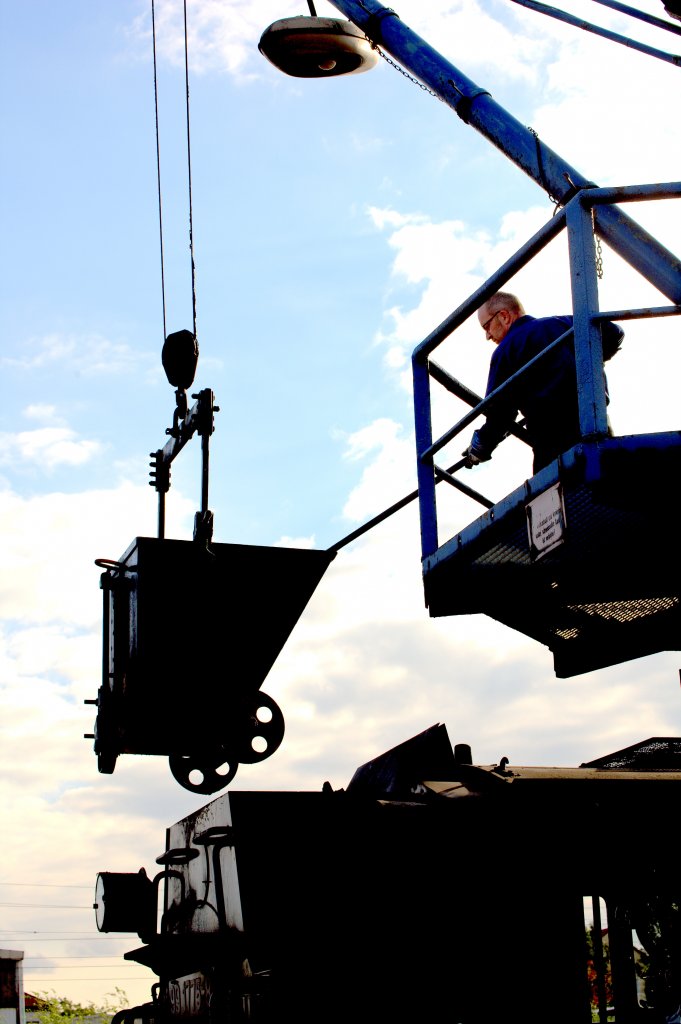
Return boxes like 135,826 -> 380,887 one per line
526,8 -> 681,185
399,0 -> 551,83
367,206 -> 426,232
0,428 -> 102,470
339,418 -> 415,522
0,482 -> 195,627
2,333 -> 152,377
24,403 -> 61,423
0,474 -> 209,1003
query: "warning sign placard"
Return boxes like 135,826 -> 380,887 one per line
526,482 -> 566,560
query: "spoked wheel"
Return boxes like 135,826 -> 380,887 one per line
235,691 -> 285,765
169,748 -> 239,795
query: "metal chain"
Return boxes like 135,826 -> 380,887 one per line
354,0 -> 434,91
592,209 -> 604,279
374,43 -> 440,98
595,234 -> 604,280
353,0 -> 440,100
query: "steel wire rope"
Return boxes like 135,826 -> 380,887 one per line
182,0 -> 198,337
150,0 -> 199,342
151,0 -> 167,340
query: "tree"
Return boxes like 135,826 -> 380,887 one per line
585,925 -> 614,1019
28,988 -> 127,1023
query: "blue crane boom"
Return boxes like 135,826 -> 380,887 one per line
318,1 -> 681,677
325,0 -> 681,304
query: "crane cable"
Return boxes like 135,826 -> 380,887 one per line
150,0 -> 167,340
150,0 -> 198,342
182,0 -> 198,337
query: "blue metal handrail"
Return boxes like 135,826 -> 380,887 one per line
423,327 -> 575,464
412,182 -> 681,560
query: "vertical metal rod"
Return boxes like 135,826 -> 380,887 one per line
413,357 -> 439,558
566,196 -> 610,439
101,574 -> 111,695
197,388 -> 212,519
325,0 -> 681,303
158,491 -> 166,540
201,430 -> 210,517
210,841 -> 234,933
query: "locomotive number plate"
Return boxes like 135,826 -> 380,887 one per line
167,972 -> 212,1016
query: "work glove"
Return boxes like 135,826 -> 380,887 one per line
461,444 -> 489,468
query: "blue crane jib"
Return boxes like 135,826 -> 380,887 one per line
317,1 -> 681,677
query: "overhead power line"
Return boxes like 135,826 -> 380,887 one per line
1,936 -> 131,941
0,902 -> 92,910
24,957 -> 138,962
25,976 -> 152,982
0,883 -> 91,889
25,965 -> 142,970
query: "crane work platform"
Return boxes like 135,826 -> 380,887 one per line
424,434 -> 681,677
413,182 -> 681,677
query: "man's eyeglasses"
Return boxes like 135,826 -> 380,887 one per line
481,310 -> 503,334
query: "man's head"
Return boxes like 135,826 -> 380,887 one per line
477,291 -> 524,345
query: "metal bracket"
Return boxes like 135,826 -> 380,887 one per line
149,387 -> 219,541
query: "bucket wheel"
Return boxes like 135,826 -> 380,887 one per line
167,691 -> 284,794
169,747 -> 239,795
235,690 -> 285,764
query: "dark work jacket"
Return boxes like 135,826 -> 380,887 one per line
470,314 -> 623,472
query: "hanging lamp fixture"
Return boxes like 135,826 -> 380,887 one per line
258,1 -> 378,78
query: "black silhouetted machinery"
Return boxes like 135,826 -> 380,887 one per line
96,725 -> 681,1024
88,339 -> 334,795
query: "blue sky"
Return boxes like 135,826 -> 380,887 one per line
2,0 -> 681,1010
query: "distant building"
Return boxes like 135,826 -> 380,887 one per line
23,994 -> 49,1024
0,949 -> 25,1024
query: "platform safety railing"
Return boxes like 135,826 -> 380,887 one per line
412,181 -> 681,561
